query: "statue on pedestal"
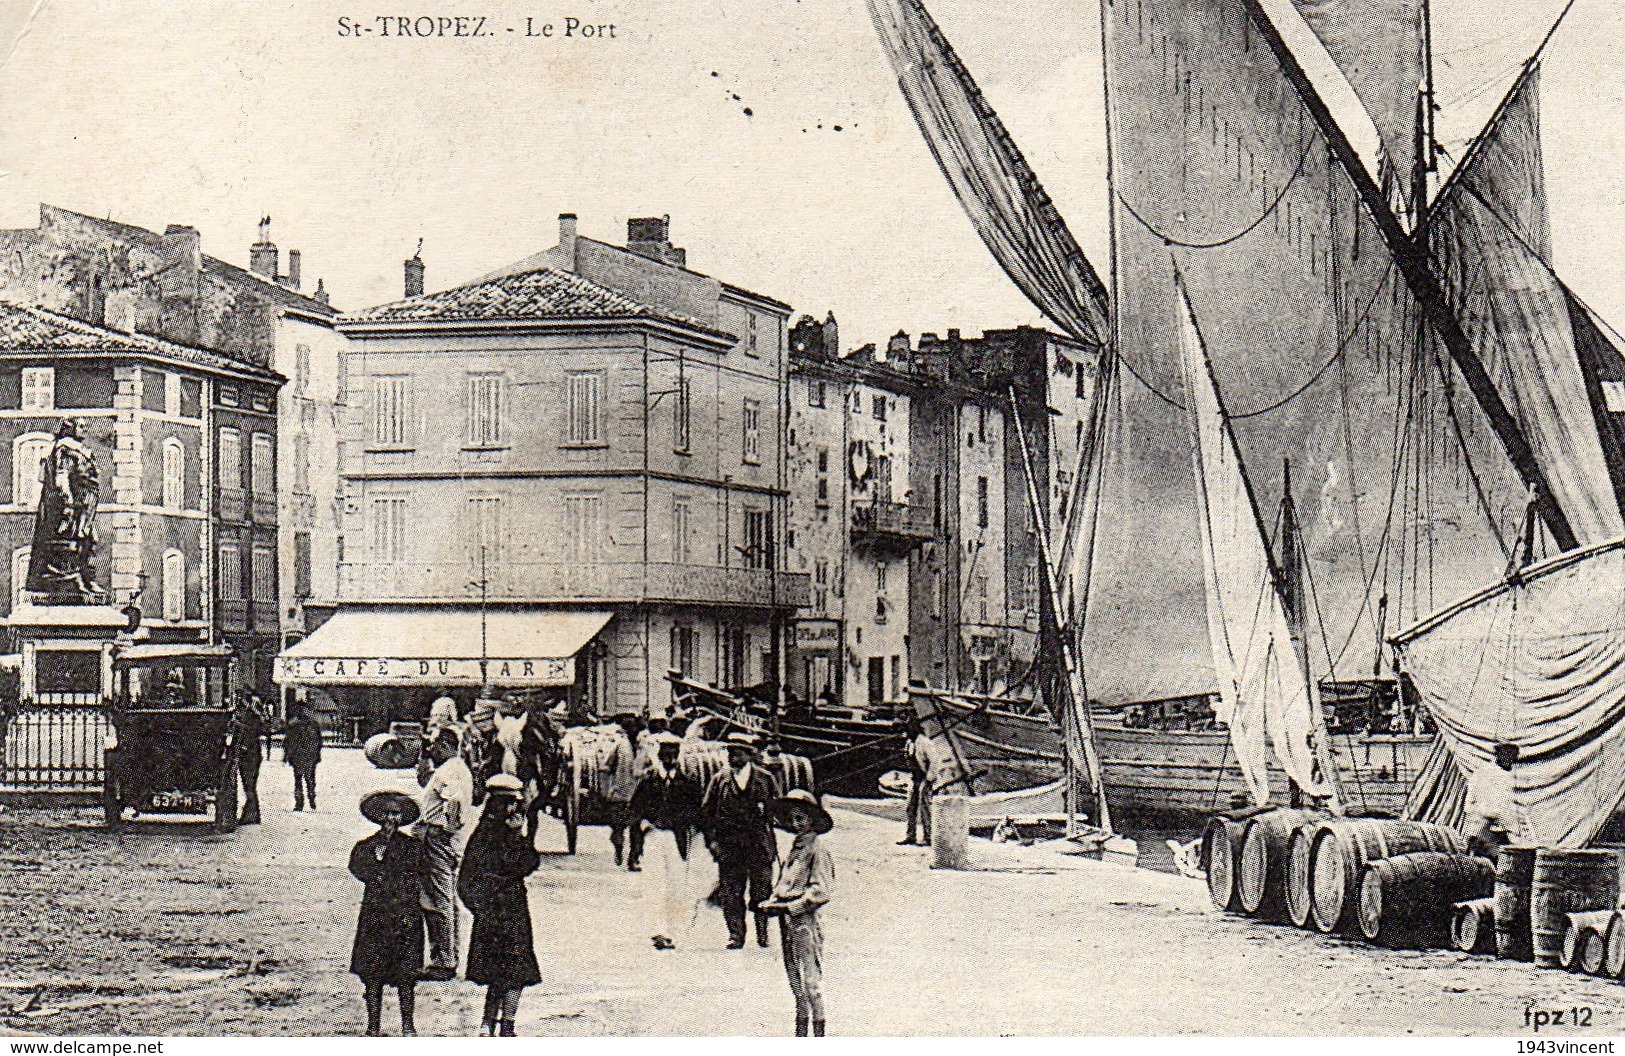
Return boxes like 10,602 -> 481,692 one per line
25,418 -> 105,604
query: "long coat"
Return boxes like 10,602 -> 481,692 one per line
284,716 -> 323,768
458,810 -> 542,989
700,765 -> 781,866
348,830 -> 426,984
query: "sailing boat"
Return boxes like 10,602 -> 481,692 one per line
870,0 -> 1619,827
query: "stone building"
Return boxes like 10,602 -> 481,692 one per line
0,205 -> 338,697
277,215 -> 808,728
785,317 -> 1099,705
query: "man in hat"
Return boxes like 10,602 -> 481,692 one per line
229,694 -> 267,824
700,732 -> 781,949
630,731 -> 704,949
284,704 -> 324,811
417,727 -> 474,980
759,788 -> 835,1037
602,712 -> 644,871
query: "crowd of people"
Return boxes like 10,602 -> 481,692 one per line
346,709 -> 837,1038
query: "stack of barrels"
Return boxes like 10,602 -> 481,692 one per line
1204,811 -> 1492,948
1480,845 -> 1625,977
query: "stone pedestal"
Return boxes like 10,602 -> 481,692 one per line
5,604 -> 129,703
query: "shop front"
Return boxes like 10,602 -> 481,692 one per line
273,606 -> 613,739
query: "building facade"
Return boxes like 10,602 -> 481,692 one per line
0,303 -> 283,702
0,205 -> 335,696
785,318 -> 1099,707
279,215 -> 807,728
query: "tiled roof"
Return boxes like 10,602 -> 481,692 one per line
341,266 -> 717,332
0,301 -> 281,379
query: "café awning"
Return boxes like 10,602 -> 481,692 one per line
274,607 -> 612,687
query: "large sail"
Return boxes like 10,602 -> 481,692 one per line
1179,282 -> 1331,804
1394,541 -> 1625,847
1288,0 -> 1425,208
1087,0 -> 1528,707
1427,66 -> 1624,545
865,0 -> 1111,347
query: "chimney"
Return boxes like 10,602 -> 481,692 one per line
404,242 -> 425,298
159,224 -> 202,344
249,215 -> 278,279
885,331 -> 910,364
626,215 -> 686,267
286,249 -> 302,291
822,312 -> 839,360
313,278 -> 330,307
559,211 -> 578,264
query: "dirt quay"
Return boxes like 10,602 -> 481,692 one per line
1,748 -> 1624,1036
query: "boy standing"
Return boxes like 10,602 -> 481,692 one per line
759,788 -> 835,1037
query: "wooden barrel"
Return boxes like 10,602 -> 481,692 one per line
1309,819 -> 1466,934
1603,911 -> 1625,978
1532,849 -> 1620,968
1495,846 -> 1538,961
1239,809 -> 1326,921
1561,909 -> 1616,973
1203,817 -> 1246,912
1286,825 -> 1317,928
1452,898 -> 1497,954
1357,852 -> 1495,948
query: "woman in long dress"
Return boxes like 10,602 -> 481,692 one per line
458,774 -> 542,1036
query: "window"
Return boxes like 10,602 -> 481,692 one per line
672,498 -> 692,564
977,405 -> 987,443
251,432 -> 273,494
467,496 -> 503,565
816,447 -> 829,505
12,433 -> 50,508
743,508 -> 771,570
566,371 -> 604,445
219,543 -> 243,600
670,625 -> 697,676
466,373 -> 504,447
977,476 -> 989,529
161,438 -> 185,509
722,627 -> 749,686
372,498 -> 408,563
673,373 -> 691,453
890,655 -> 902,699
873,394 -> 887,422
746,313 -> 759,357
978,575 -> 990,623
295,343 -> 312,389
809,380 -> 826,408
876,595 -> 888,625
293,531 -> 312,599
876,561 -> 888,592
742,399 -> 761,465
372,376 -> 410,446
219,385 -> 239,408
21,367 -> 53,412
165,373 -> 181,417
564,495 -> 603,564
218,428 -> 241,490
252,546 -> 275,602
162,549 -> 184,621
12,547 -> 29,609
293,434 -> 310,494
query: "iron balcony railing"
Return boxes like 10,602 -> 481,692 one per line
338,561 -> 812,609
851,500 -> 934,546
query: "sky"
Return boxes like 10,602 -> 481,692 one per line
1,0 -> 1622,346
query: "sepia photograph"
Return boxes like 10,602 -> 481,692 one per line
2,0 -> 1625,1040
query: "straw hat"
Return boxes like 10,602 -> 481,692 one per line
724,732 -> 759,751
485,774 -> 524,797
360,789 -> 421,826
772,788 -> 833,834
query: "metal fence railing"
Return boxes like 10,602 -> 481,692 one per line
1,704 -> 109,789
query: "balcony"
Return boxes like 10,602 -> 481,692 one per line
220,599 -> 248,632
338,561 -> 811,609
251,602 -> 280,631
851,500 -> 933,549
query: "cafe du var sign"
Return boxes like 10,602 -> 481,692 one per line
274,655 -> 575,687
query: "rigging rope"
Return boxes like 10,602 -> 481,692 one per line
1115,137 -> 1318,251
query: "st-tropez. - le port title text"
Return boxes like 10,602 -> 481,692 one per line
336,15 -> 617,39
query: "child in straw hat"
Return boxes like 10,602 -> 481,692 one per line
758,789 -> 835,1037
349,789 -> 427,1036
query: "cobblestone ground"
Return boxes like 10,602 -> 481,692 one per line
1,748 -> 1623,1036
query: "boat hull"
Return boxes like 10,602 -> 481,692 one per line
924,695 -> 1432,819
